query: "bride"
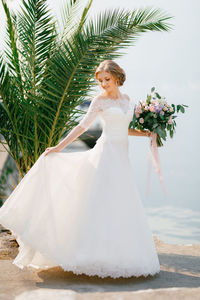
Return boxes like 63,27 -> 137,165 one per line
0,60 -> 160,278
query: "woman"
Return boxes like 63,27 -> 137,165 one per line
0,60 -> 160,278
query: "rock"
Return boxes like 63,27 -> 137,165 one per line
0,224 -> 19,260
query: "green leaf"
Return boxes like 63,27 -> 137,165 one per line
170,129 -> 174,138
177,104 -> 181,112
131,114 -> 137,128
154,126 -> 166,140
155,92 -> 161,99
146,95 -> 151,104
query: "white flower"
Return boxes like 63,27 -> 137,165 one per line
139,118 -> 144,124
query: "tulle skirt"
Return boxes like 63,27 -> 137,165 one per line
0,135 -> 160,278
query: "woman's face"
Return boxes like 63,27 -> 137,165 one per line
96,71 -> 118,91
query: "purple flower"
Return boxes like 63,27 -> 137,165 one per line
155,105 -> 164,113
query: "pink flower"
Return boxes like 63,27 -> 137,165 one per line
139,118 -> 144,124
168,116 -> 173,124
160,111 -> 164,116
150,106 -> 155,112
135,113 -> 140,118
136,107 -> 142,114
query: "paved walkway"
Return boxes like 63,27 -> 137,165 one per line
0,143 -> 199,299
0,234 -> 199,300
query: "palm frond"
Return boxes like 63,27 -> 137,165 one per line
1,0 -> 23,95
77,0 -> 93,32
39,7 -> 173,146
59,0 -> 84,41
17,0 -> 57,84
0,0 -> 173,178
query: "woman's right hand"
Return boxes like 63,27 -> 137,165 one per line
44,145 -> 60,156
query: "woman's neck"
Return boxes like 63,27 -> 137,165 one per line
102,89 -> 122,100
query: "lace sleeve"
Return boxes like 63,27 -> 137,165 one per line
78,97 -> 102,130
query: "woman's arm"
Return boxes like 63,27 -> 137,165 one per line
56,125 -> 86,151
44,125 -> 86,156
45,96 -> 102,156
128,128 -> 151,137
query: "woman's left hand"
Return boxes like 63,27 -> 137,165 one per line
44,146 -> 60,156
146,130 -> 152,137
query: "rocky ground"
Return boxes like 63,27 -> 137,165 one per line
0,224 -> 200,300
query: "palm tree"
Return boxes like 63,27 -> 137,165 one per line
0,0 -> 173,181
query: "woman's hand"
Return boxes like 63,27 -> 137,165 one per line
146,130 -> 152,137
128,128 -> 151,137
44,145 -> 60,156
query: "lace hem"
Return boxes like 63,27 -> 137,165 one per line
21,261 -> 160,278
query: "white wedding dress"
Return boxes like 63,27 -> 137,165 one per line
0,96 -> 160,278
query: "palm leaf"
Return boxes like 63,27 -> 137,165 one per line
39,7 -> 173,145
1,0 -> 23,96
59,0 -> 93,42
0,0 -> 173,180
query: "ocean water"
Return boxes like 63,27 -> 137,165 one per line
145,206 -> 200,245
128,130 -> 200,245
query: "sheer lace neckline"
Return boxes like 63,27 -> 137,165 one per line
98,97 -> 129,102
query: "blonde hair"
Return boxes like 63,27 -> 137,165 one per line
95,60 -> 126,86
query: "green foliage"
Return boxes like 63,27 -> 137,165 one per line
0,0 -> 173,181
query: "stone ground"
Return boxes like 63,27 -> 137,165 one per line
0,144 -> 200,299
0,225 -> 200,300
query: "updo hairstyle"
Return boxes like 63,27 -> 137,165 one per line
95,60 -> 126,86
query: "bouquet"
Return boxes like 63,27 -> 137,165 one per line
129,87 -> 188,146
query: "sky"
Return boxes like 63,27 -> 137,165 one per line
0,0 -> 200,211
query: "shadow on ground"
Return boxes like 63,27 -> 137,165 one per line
35,253 -> 200,293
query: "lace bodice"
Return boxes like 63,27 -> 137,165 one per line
78,96 -> 135,131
